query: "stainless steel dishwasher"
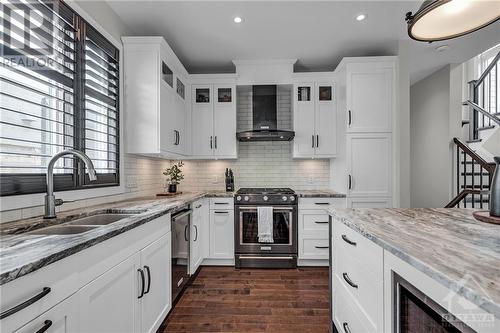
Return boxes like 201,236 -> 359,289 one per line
171,207 -> 193,302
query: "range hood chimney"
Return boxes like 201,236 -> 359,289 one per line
236,85 -> 295,142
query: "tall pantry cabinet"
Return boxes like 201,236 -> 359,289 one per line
335,58 -> 396,208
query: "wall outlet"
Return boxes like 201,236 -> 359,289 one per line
308,176 -> 314,184
125,176 -> 138,188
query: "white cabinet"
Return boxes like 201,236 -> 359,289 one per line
347,197 -> 392,208
346,63 -> 393,133
78,253 -> 141,333
346,133 -> 392,198
191,84 -> 237,159
209,209 -> 234,259
123,37 -> 188,157
15,295 -> 77,333
140,234 -> 172,333
190,199 -> 207,274
293,82 -> 337,158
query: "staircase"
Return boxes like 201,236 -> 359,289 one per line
447,51 -> 499,208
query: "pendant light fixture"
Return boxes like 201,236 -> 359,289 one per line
405,0 -> 500,42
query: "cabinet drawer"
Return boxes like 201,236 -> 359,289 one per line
0,256 -> 78,333
209,198 -> 234,210
299,238 -> 330,260
333,274 -> 377,333
300,210 -> 329,233
298,197 -> 345,210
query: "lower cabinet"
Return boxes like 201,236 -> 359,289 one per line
346,197 -> 392,208
209,209 -> 234,259
15,295 -> 77,333
190,199 -> 208,274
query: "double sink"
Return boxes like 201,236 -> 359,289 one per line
28,213 -> 138,236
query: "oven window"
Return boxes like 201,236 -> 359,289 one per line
241,210 -> 291,244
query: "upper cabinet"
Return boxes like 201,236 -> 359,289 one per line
346,63 -> 394,133
191,83 -> 237,159
293,80 -> 337,158
122,37 -> 188,157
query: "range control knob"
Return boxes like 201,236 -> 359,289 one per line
244,196 -> 250,201
282,196 -> 288,201
236,196 -> 242,201
290,196 -> 295,201
263,196 -> 268,201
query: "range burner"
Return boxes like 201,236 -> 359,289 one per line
235,187 -> 297,205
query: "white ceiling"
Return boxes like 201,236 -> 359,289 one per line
105,0 -> 500,84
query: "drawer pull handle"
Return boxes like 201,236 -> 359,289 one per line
343,322 -> 352,333
314,202 -> 329,205
315,246 -> 329,249
341,234 -> 356,246
214,202 -> 228,205
138,269 -> 145,299
35,320 -> 53,333
214,211 -> 229,214
342,272 -> 358,289
314,221 -> 329,224
0,287 -> 51,319
144,266 -> 151,295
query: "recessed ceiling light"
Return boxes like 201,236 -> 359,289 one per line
356,14 -> 366,21
435,45 -> 450,52
234,16 -> 242,23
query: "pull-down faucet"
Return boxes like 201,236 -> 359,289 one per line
44,149 -> 97,219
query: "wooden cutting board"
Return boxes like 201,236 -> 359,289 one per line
472,211 -> 500,225
156,192 -> 183,197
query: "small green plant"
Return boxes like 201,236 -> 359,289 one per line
163,161 -> 184,185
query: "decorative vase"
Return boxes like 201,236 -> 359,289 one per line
168,184 -> 177,193
490,156 -> 500,217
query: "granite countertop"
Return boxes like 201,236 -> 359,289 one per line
296,190 -> 346,198
329,208 -> 500,318
0,191 -> 233,285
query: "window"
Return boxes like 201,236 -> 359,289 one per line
0,0 -> 119,196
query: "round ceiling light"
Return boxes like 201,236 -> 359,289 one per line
356,14 -> 366,21
405,0 -> 500,42
234,16 -> 242,23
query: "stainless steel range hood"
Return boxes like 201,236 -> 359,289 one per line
236,85 -> 295,142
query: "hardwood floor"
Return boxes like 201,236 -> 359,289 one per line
158,266 -> 331,333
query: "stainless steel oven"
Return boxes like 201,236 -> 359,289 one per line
234,188 -> 298,268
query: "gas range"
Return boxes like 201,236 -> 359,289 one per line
234,187 -> 297,205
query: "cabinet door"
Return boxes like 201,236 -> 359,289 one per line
209,209 -> 234,259
190,200 -> 204,274
213,85 -> 237,158
78,253 -> 141,333
315,82 -> 337,157
15,296 -> 77,333
293,83 -> 316,158
192,85 -> 214,157
347,197 -> 392,208
347,133 -> 392,197
346,65 -> 393,133
171,92 -> 186,155
160,83 -> 177,153
140,233 -> 172,333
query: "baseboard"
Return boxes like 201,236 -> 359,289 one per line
298,259 -> 329,267
201,258 -> 235,266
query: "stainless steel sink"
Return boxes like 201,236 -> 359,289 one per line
29,225 -> 97,235
66,214 -> 135,226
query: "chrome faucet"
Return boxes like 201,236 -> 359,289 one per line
44,149 -> 97,219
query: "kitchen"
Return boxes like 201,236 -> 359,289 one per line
1,1 -> 500,333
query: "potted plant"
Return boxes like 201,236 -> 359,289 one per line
163,161 -> 184,193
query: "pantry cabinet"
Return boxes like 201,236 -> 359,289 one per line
293,81 -> 337,158
191,84 -> 237,159
123,36 -> 188,157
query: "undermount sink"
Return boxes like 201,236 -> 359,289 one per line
29,225 -> 97,235
66,214 -> 135,226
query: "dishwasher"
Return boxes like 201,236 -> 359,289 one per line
171,207 -> 193,302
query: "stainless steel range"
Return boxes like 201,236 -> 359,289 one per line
234,188 -> 298,268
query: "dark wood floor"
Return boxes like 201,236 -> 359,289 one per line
158,266 -> 331,333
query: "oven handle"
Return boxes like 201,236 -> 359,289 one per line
239,256 -> 295,260
237,206 -> 295,210
172,209 -> 193,221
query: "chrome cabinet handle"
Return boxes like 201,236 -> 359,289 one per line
194,225 -> 198,241
314,221 -> 329,224
348,110 -> 352,126
342,234 -> 356,246
342,272 -> 358,289
138,269 -> 145,298
144,266 -> 151,295
343,322 -> 352,333
316,135 -> 319,148
0,287 -> 51,319
35,320 -> 52,333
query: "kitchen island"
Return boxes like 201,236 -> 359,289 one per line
329,208 -> 500,333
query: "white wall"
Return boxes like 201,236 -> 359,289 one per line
410,65 -> 463,208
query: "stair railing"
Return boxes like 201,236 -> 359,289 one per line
467,50 -> 500,141
447,138 -> 496,208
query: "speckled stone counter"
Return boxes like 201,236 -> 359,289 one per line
297,190 -> 346,198
329,208 -> 500,318
0,191 -> 233,285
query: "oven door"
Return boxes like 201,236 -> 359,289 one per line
235,205 -> 297,255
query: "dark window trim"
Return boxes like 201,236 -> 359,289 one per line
0,0 -> 120,197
